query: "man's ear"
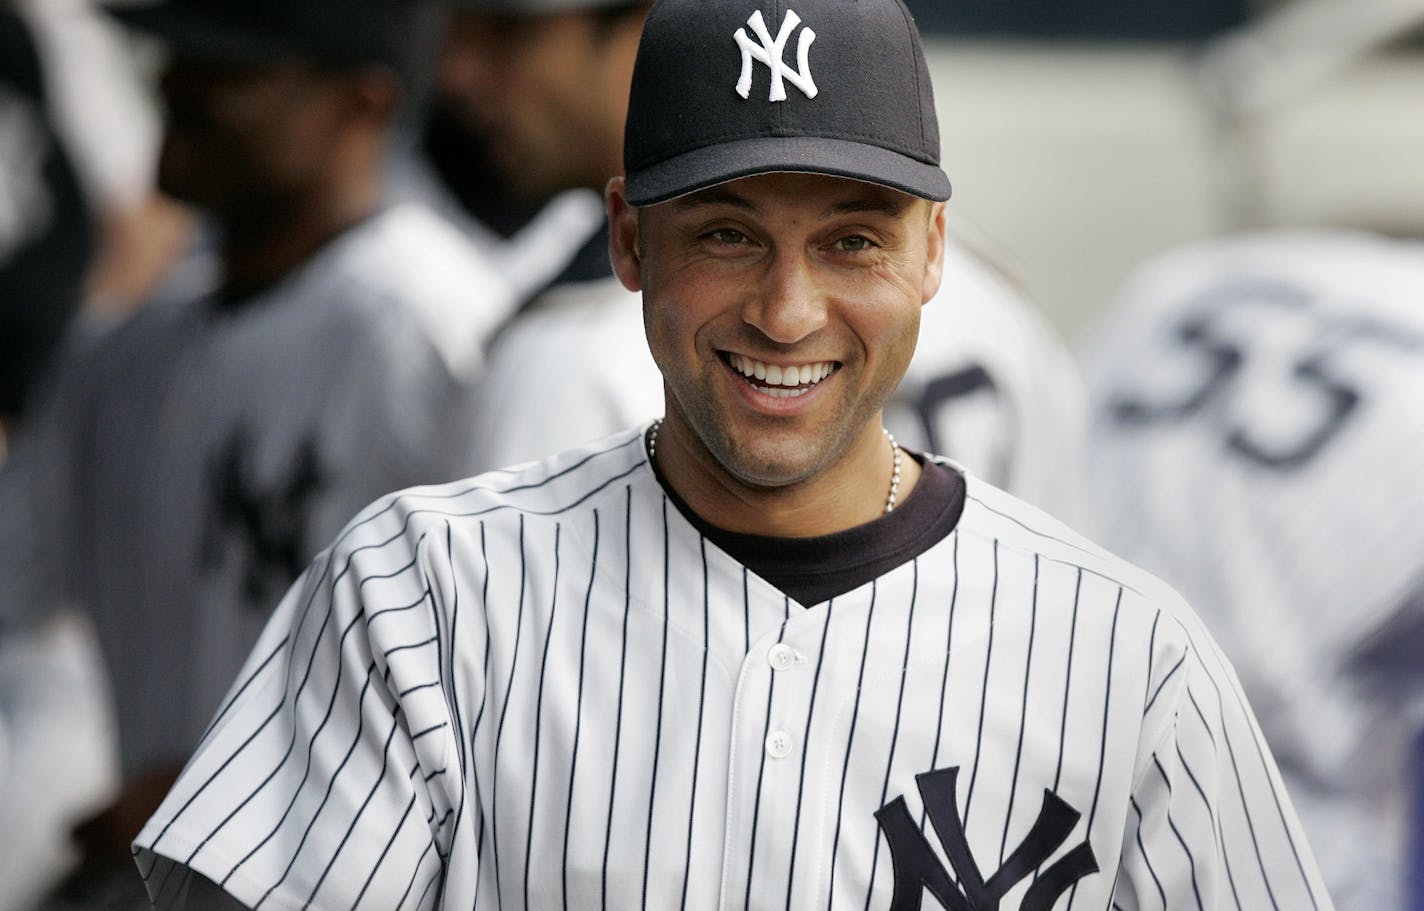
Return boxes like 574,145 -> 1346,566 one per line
606,176 -> 643,292
921,201 -> 947,305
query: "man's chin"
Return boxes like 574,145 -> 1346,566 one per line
711,431 -> 837,492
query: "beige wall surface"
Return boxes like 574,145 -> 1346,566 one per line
925,39 -> 1424,340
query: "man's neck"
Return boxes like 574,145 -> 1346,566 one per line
651,415 -> 923,538
218,183 -> 380,302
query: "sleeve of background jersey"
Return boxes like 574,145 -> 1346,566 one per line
469,318 -> 621,471
1009,296 -> 1091,528
307,305 -> 484,555
468,307 -> 660,471
1112,624 -> 1335,910
0,368 -> 81,634
133,501 -> 482,910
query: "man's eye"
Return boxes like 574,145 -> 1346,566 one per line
835,235 -> 875,253
708,228 -> 748,245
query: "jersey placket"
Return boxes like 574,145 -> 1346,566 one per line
716,578 -> 848,911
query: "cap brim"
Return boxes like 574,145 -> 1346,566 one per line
624,136 -> 951,207
108,5 -> 300,64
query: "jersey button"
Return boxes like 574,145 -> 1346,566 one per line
767,643 -> 798,672
765,730 -> 794,759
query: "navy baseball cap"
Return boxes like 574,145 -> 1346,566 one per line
623,0 -> 951,206
108,0 -> 442,77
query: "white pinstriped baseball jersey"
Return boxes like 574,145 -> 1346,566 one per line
471,238 -> 1088,524
135,426 -> 1328,910
1083,231 -> 1424,910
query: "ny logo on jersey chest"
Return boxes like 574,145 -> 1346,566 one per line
735,8 -> 818,101
201,424 -> 324,609
875,766 -> 1098,911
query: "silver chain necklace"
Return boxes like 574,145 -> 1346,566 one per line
647,419 -> 902,514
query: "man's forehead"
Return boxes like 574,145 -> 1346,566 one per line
662,172 -> 922,217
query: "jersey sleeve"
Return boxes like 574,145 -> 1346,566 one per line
1112,620 -> 1334,910
133,502 -> 480,910
0,413 -> 69,633
889,243 -> 1090,525
306,302 -> 484,555
0,326 -> 94,633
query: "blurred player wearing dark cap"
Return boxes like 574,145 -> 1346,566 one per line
0,0 -> 517,903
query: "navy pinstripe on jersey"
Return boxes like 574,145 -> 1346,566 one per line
134,427 -> 1330,909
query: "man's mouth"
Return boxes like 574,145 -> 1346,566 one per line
721,352 -> 840,399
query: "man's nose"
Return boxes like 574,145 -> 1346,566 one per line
436,26 -> 500,100
742,251 -> 828,345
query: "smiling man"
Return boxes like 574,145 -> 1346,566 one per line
133,0 -> 1332,908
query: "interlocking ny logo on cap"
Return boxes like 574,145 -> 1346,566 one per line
734,8 -> 817,102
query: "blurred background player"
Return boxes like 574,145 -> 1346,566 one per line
1077,2 -> 1424,907
0,0 -> 516,904
1083,231 -> 1424,909
12,0 -> 192,325
385,0 -> 639,308
0,6 -> 120,909
0,1 -> 91,435
461,0 -> 1091,523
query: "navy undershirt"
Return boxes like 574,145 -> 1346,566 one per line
649,435 -> 967,607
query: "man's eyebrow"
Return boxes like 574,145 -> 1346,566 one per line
823,195 -> 915,218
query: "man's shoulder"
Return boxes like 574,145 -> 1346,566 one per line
329,427 -> 656,553
332,204 -> 512,301
309,204 -> 520,375
489,277 -> 652,384
911,240 -> 1072,375
1103,230 -> 1424,330
520,276 -> 643,327
946,461 -> 1189,614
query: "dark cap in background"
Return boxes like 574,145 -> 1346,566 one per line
623,0 -> 950,206
106,0 -> 444,80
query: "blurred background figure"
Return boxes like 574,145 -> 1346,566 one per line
0,7 -> 119,910
1071,3 -> 1424,907
0,0 -> 93,437
386,0 -> 640,308
1413,732 -> 1424,911
13,0 -> 192,325
0,0 -> 515,905
459,0 -> 1090,523
1083,231 -> 1424,909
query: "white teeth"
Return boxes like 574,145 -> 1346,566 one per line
727,354 -> 836,391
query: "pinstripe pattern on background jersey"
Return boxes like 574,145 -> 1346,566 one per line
1084,234 -> 1424,910
134,428 -> 1332,910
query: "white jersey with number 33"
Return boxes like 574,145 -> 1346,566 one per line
1084,231 -> 1424,910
